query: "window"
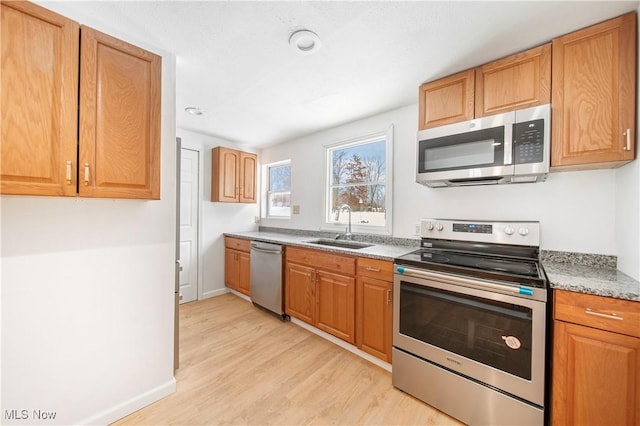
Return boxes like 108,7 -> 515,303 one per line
266,161 -> 291,218
325,127 -> 393,233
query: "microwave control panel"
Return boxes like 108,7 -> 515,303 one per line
513,119 -> 544,164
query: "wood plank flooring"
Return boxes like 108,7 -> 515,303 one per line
114,294 -> 463,425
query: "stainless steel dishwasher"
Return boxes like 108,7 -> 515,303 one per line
250,241 -> 287,320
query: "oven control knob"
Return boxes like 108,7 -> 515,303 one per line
504,226 -> 515,235
518,227 -> 529,236
425,222 -> 434,231
435,223 -> 444,231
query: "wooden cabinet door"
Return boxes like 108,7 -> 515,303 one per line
237,250 -> 251,296
224,248 -> 238,290
285,262 -> 315,324
316,270 -> 355,344
418,69 -> 475,130
475,43 -> 551,117
551,13 -> 636,169
211,147 -> 239,202
79,26 -> 161,199
239,152 -> 257,203
1,1 -> 78,196
356,276 -> 392,362
552,320 -> 640,426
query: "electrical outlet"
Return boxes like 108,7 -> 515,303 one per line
292,205 -> 300,215
414,222 -> 421,236
254,216 -> 260,224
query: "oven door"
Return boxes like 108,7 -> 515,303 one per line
416,112 -> 515,186
393,266 -> 546,406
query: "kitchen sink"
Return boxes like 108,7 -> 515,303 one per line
305,239 -> 374,250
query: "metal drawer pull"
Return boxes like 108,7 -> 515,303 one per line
585,308 -> 623,321
623,129 -> 632,151
366,267 -> 381,272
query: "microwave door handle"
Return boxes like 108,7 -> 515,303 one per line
504,124 -> 513,165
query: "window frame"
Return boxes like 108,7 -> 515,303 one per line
323,125 -> 393,235
264,160 -> 292,219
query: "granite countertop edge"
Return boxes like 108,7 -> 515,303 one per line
224,231 -> 418,261
542,260 -> 640,302
225,230 -> 640,302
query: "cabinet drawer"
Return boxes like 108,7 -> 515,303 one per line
554,290 -> 640,338
225,237 -> 250,252
287,247 -> 356,276
357,258 -> 393,281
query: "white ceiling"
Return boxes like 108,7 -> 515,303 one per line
43,1 -> 638,148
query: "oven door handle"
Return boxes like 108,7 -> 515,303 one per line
395,266 -> 534,296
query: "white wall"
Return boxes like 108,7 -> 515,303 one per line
1,4 -> 177,425
260,103 -> 639,278
177,129 -> 259,299
613,4 -> 640,281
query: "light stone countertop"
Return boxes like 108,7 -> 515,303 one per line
227,229 -> 640,302
543,260 -> 640,302
224,231 -> 418,261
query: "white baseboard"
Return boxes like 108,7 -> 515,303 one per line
201,287 -> 230,300
78,378 -> 176,425
227,288 -> 252,302
290,317 -> 392,373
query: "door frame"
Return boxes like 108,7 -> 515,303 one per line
178,141 -> 205,301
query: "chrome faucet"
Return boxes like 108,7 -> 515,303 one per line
336,204 -> 353,240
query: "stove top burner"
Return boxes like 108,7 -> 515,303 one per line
396,248 -> 546,288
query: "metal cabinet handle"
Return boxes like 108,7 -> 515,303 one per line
585,308 -> 623,321
366,267 -> 381,272
386,289 -> 392,305
65,161 -> 73,184
83,163 -> 90,186
623,129 -> 632,151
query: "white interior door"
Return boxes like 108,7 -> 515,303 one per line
179,148 -> 199,304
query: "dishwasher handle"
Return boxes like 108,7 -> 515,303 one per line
250,242 -> 282,254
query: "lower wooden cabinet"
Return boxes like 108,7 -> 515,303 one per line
356,258 -> 393,362
224,237 -> 251,296
552,290 -> 640,425
356,275 -> 392,362
285,262 -> 315,324
285,247 -> 356,344
316,271 -> 355,344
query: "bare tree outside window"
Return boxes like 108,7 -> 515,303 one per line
328,137 -> 387,227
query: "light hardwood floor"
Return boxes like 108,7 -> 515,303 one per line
114,294 -> 463,425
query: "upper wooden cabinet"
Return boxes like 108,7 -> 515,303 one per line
1,1 -> 79,196
418,70 -> 475,130
475,43 -> 551,117
79,27 -> 161,199
419,44 -> 551,130
551,13 -> 637,170
211,147 -> 257,203
0,1 -> 161,199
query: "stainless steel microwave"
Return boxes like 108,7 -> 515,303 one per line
416,104 -> 550,187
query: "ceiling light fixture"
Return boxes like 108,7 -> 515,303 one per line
185,107 -> 204,116
289,29 -> 321,55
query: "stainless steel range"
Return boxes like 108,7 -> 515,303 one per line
393,219 -> 549,426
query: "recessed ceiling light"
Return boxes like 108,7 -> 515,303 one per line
185,107 -> 204,116
289,29 -> 321,55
